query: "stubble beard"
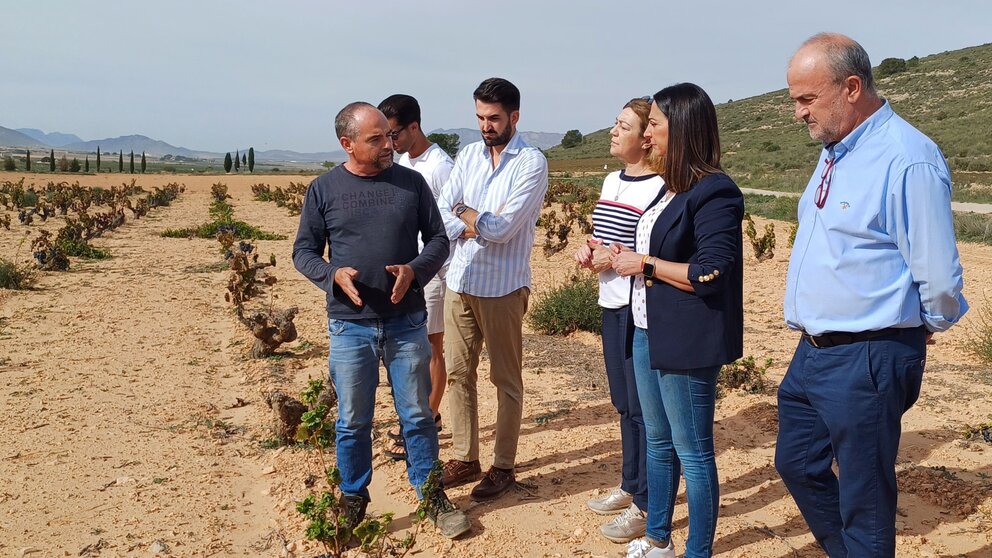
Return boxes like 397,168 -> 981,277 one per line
483,126 -> 513,148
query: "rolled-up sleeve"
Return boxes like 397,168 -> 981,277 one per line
888,162 -> 968,332
474,152 -> 548,244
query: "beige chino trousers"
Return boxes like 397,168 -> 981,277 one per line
444,287 -> 529,470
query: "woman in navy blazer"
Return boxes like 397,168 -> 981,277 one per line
612,83 -> 744,558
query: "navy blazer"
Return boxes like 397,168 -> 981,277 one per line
638,172 -> 744,370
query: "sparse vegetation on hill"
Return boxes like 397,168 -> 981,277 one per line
547,43 -> 992,202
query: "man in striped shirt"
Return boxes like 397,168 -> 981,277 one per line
437,78 -> 549,502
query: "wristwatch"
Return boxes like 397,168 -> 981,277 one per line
454,204 -> 469,217
642,257 -> 656,279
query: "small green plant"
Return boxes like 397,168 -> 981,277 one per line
538,179 -> 596,257
966,294 -> 992,364
0,257 -> 37,289
744,213 -> 775,262
718,356 -> 771,398
528,274 -> 601,335
294,379 -> 421,557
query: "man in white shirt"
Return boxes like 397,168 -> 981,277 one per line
437,78 -> 549,502
377,94 -> 455,459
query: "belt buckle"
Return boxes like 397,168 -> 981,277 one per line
804,332 -> 821,348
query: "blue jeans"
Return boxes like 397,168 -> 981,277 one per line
602,306 -> 647,510
775,327 -> 926,558
328,310 -> 438,500
633,327 -> 719,558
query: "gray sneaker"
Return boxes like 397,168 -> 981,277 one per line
587,485 -> 633,515
626,537 -> 676,557
600,503 -> 646,543
425,489 -> 471,539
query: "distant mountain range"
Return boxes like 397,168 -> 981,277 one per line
16,128 -> 83,147
430,128 -> 564,151
1,125 -> 566,162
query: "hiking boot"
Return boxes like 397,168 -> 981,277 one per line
441,459 -> 482,489
587,485 -> 634,515
470,466 -> 515,502
600,503 -> 646,543
341,494 -> 369,531
424,488 -> 471,539
626,537 -> 676,558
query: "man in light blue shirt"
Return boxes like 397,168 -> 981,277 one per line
777,33 -> 967,558
435,78 -> 549,502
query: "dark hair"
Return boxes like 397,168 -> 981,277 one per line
805,33 -> 876,93
335,101 -> 375,140
652,83 -> 722,193
473,77 -> 520,113
377,94 -> 421,127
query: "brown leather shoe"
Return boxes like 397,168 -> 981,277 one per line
470,466 -> 515,502
441,459 -> 482,489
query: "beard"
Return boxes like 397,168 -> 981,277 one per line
482,125 -> 513,147
371,151 -> 393,170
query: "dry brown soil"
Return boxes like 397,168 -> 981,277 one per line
1,172 -> 990,557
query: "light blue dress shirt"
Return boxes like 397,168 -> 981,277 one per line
784,101 -> 968,335
438,132 -> 549,297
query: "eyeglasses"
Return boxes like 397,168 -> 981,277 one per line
388,125 -> 408,140
814,157 -> 835,209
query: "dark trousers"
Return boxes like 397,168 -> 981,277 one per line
775,327 -> 927,558
602,305 -> 647,509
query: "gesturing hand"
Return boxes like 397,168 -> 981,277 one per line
385,264 -> 415,304
334,267 -> 362,306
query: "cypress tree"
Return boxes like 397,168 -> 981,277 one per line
224,152 -> 233,173
85,156 -> 89,173
129,151 -> 135,174
242,153 -> 246,165
119,150 -> 124,173
141,151 -> 146,174
26,150 -> 31,171
248,147 -> 255,173
234,150 -> 240,172
50,149 -> 55,172
97,147 -> 101,172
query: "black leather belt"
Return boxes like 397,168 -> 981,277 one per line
801,327 -> 910,348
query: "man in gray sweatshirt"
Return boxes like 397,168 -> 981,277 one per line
292,102 -> 469,539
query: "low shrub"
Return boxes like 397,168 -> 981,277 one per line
718,356 -> 771,398
966,294 -> 992,364
0,258 -> 37,289
528,274 -> 600,335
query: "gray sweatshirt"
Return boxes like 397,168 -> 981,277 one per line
292,164 -> 449,319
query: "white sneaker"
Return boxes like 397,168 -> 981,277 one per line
626,537 -> 676,558
600,503 -> 646,543
587,485 -> 633,515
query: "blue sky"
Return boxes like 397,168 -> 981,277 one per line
4,1 -> 990,153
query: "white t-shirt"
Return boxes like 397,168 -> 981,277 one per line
399,143 -> 455,262
591,171 -> 665,309
632,193 -> 675,329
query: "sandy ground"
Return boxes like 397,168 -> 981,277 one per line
1,171 -> 990,558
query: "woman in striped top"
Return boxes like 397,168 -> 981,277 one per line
574,97 -> 664,544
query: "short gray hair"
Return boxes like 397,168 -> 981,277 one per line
335,101 -> 375,140
802,33 -> 876,94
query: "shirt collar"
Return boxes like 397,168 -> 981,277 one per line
830,100 -> 893,159
483,131 -> 524,161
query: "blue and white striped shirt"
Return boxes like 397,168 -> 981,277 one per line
438,132 -> 549,297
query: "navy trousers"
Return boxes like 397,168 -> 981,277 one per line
775,327 -> 927,558
601,305 -> 648,510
